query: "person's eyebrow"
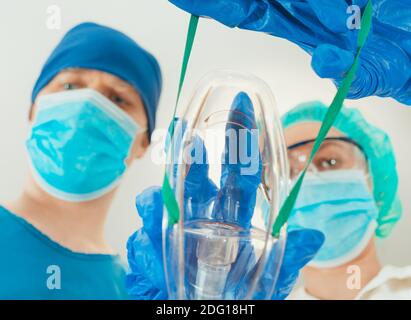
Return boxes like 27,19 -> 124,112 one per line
55,70 -> 84,80
111,83 -> 141,100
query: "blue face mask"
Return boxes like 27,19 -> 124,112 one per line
287,170 -> 379,268
26,89 -> 142,202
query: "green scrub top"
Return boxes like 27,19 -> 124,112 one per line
0,206 -> 129,300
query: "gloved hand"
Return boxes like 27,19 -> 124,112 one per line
126,92 -> 324,299
169,0 -> 411,105
126,187 -> 324,300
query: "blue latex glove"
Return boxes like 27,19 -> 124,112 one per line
169,0 -> 411,105
126,93 -> 324,299
126,187 -> 324,300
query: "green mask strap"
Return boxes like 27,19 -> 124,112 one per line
272,0 -> 373,236
162,15 -> 199,226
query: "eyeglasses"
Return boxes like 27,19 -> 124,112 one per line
287,137 -> 368,179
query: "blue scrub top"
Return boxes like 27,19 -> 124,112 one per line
0,206 -> 129,300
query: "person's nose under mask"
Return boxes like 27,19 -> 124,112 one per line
287,169 -> 379,269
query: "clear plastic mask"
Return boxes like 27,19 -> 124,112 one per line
162,70 -> 289,300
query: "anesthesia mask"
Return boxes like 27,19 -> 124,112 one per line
162,70 -> 290,300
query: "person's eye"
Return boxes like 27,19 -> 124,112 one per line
63,83 -> 79,90
317,157 -> 339,170
112,95 -> 126,105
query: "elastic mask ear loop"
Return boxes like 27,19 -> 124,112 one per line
365,170 -> 374,194
356,146 -> 373,193
137,127 -> 148,136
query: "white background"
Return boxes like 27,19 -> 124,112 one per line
0,0 -> 410,266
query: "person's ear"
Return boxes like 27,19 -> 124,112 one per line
134,133 -> 150,159
28,104 -> 35,122
126,134 -> 149,167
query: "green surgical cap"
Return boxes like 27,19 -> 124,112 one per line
282,101 -> 402,238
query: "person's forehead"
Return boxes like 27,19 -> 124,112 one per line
284,122 -> 345,147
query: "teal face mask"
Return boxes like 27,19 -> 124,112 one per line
287,170 -> 379,268
26,89 -> 142,202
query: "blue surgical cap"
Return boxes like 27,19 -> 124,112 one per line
282,101 -> 403,238
32,22 -> 162,139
